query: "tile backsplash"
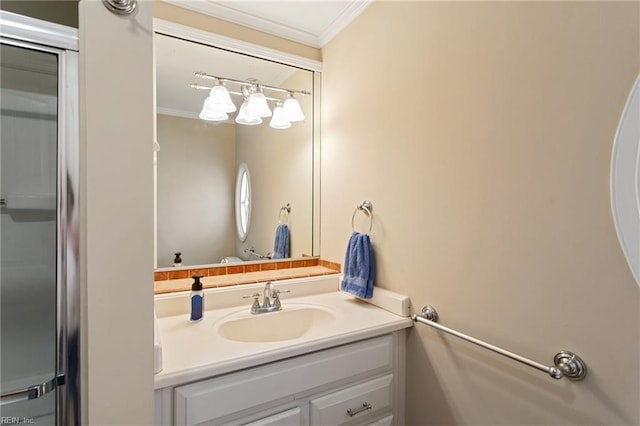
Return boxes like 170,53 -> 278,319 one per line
154,257 -> 341,294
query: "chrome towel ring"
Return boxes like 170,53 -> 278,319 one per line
351,200 -> 373,235
279,203 -> 291,225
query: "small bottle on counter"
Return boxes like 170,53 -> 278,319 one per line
173,252 -> 183,267
190,275 -> 204,321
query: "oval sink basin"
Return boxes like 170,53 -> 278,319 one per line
217,305 -> 336,343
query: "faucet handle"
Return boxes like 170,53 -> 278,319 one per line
243,292 -> 261,313
242,292 -> 260,299
271,289 -> 290,308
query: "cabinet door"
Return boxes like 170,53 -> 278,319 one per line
365,415 -> 393,426
310,375 -> 393,425
242,407 -> 303,426
174,335 -> 393,425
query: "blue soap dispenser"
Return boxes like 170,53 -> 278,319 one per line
190,275 -> 204,321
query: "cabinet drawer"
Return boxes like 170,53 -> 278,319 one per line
310,375 -> 393,425
174,335 -> 393,425
242,407 -> 303,426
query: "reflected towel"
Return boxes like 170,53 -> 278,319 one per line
340,232 -> 374,299
272,224 -> 290,259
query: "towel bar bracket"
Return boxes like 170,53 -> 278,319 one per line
413,305 -> 587,381
553,351 -> 587,380
420,305 -> 438,322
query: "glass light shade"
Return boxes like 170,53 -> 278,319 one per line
205,85 -> 237,113
235,101 -> 262,126
269,105 -> 291,129
199,107 -> 228,121
283,97 -> 305,122
246,92 -> 272,117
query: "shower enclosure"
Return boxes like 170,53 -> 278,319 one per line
0,11 -> 79,425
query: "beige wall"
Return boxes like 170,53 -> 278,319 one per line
153,1 -> 321,63
80,1 -> 154,424
0,1 -> 78,28
236,69 -> 314,259
156,115 -> 236,267
321,2 -> 640,425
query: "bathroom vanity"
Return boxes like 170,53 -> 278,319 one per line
153,276 -> 412,425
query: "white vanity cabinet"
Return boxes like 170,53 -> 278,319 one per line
240,407 -> 305,426
154,332 -> 406,426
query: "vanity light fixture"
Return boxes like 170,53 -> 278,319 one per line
199,107 -> 228,122
282,93 -> 305,122
235,101 -> 263,126
198,82 -> 236,121
192,72 -> 309,128
246,92 -> 272,118
269,102 -> 291,129
206,83 -> 237,113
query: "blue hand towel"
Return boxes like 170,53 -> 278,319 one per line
272,223 -> 290,259
341,232 -> 374,299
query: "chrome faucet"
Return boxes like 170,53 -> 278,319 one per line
243,282 -> 290,314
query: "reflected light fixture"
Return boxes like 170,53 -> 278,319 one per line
199,107 -> 228,122
192,72 -> 310,129
246,92 -> 272,118
283,93 -> 305,122
206,83 -> 237,113
269,102 -> 291,129
235,101 -> 262,125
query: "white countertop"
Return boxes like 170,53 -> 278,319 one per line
154,276 -> 413,389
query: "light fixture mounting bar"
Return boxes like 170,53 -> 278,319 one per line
195,71 -> 311,96
190,83 -> 284,102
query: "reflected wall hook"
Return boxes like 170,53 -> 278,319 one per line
279,203 -> 291,225
102,0 -> 137,15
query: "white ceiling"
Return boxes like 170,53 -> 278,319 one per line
162,0 -> 373,48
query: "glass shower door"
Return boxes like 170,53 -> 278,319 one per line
0,42 -> 60,425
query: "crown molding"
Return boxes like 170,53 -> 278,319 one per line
157,107 -> 236,125
163,0 -> 320,47
317,0 -> 373,47
160,0 -> 372,49
157,107 -> 198,120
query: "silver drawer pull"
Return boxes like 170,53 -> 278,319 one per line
346,401 -> 372,417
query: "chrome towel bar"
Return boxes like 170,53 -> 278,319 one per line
412,305 -> 587,381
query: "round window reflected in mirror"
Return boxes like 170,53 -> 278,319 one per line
235,163 -> 251,241
611,75 -> 640,288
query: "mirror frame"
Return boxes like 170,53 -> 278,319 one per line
153,19 -> 322,269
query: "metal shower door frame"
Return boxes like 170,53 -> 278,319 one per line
0,11 -> 80,426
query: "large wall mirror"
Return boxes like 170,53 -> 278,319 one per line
154,21 -> 321,269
